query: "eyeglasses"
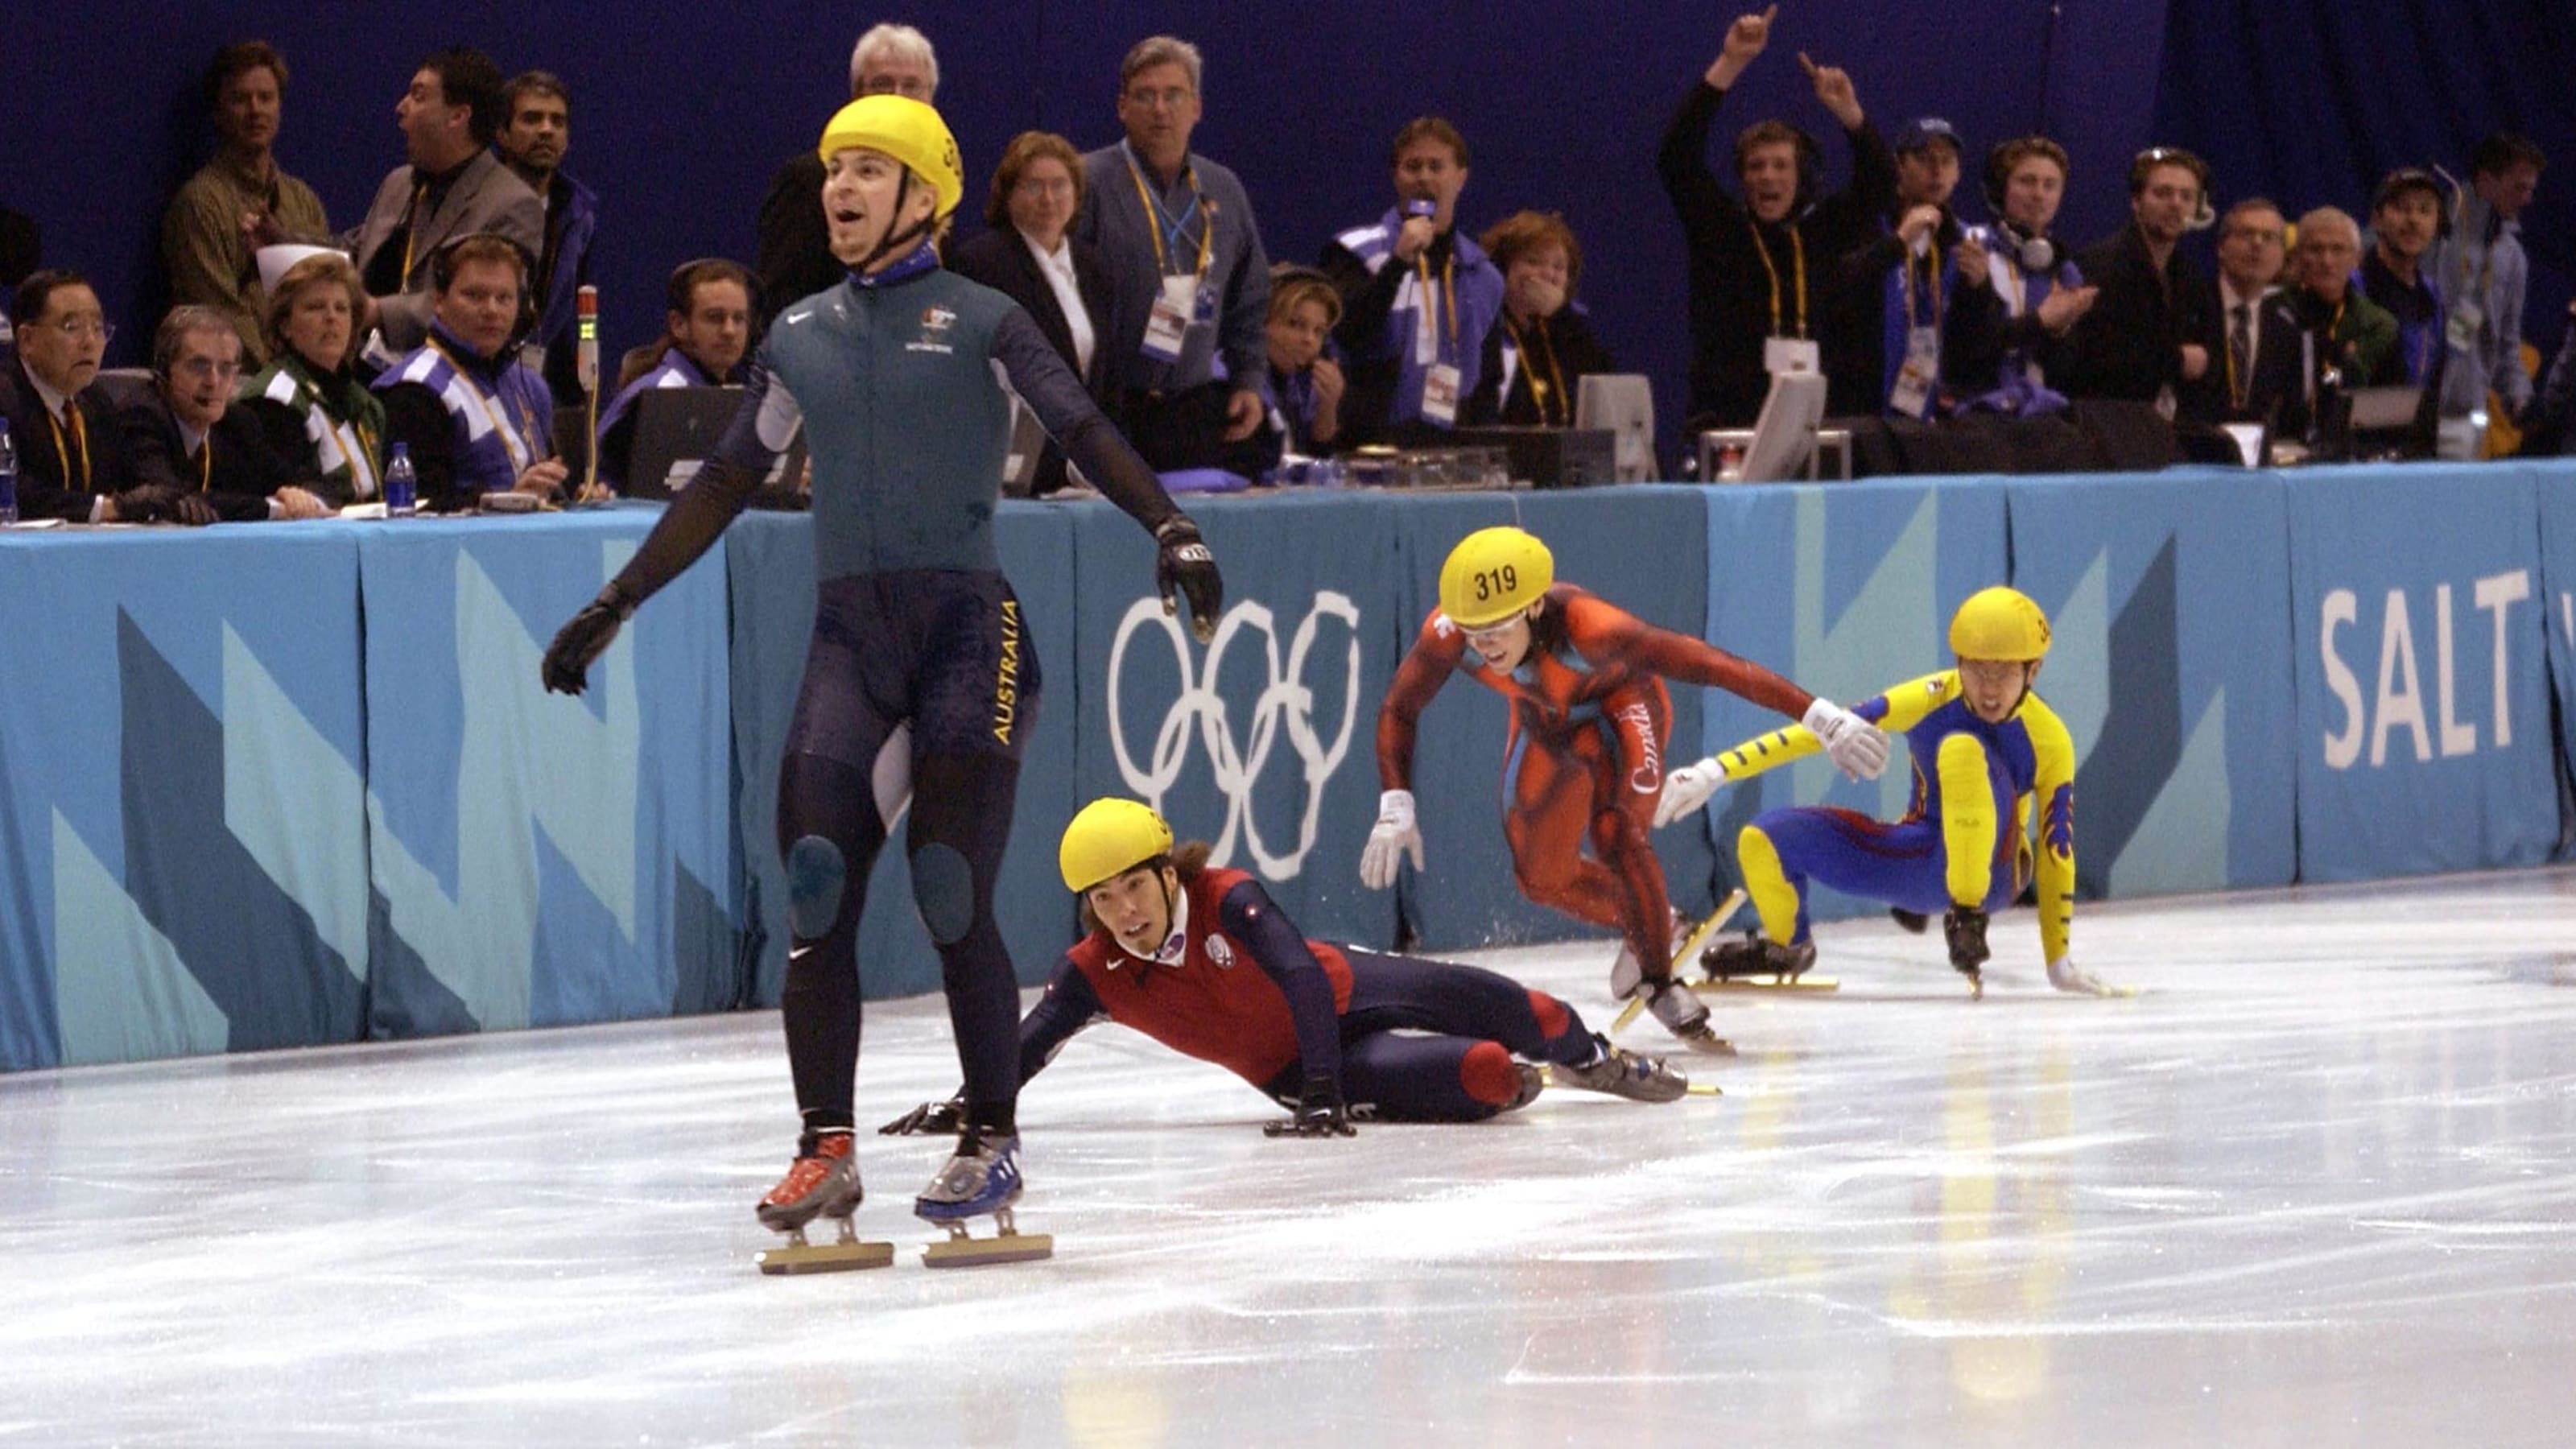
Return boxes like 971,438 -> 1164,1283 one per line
1013,175 -> 1076,199
36,317 -> 114,343
1124,86 -> 1195,110
174,357 -> 242,381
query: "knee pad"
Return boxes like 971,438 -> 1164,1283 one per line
1525,989 -> 1572,1041
784,835 -> 846,941
909,841 -> 976,945
1459,1040 -> 1521,1106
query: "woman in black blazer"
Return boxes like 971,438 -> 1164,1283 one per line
947,131 -> 1114,495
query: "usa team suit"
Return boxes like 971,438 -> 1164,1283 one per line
1022,865 -> 1608,1121
1715,671 -> 2075,961
1377,584 -> 1818,978
576,243 -> 1201,1140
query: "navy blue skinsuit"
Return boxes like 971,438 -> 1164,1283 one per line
602,245 -> 1193,1144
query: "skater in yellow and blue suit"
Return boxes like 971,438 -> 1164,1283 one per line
1654,587 -> 2119,997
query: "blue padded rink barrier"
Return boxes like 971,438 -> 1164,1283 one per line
6,467 -> 2576,1443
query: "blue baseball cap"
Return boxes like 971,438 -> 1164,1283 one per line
1896,117 -> 1962,156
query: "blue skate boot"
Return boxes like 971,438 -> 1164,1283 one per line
916,1129 -> 1053,1268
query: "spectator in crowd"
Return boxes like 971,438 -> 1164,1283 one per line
1075,35 -> 1273,472
593,258 -> 756,493
2196,197 -> 2301,425
1463,211 -> 1615,427
494,71 -> 601,426
118,305 -> 333,522
373,234 -> 564,510
1943,136 -> 2096,410
2062,147 -> 2218,412
2432,132 -> 2545,448
2534,301 -> 2576,455
337,49 -> 543,355
949,131 -> 1113,495
238,250 -> 389,506
2272,205 -> 2402,437
1321,117 -> 1504,445
0,205 -> 35,289
2361,168 -> 2446,390
161,42 -> 329,366
1,271 -> 159,521
754,23 -> 937,327
1223,266 -> 1345,477
1657,6 -> 1896,426
1835,116 -> 1967,419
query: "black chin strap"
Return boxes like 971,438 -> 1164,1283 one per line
853,171 -> 938,276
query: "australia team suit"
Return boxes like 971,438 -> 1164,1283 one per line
1717,671 -> 2075,960
589,244 -> 1196,1139
1376,584 -> 1816,978
1022,866 -> 1608,1121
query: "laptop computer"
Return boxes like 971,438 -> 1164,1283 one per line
625,386 -> 807,501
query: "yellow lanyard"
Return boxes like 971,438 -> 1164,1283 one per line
290,365 -> 380,489
1748,217 -> 1808,338
398,182 -> 428,283
47,406 -> 93,492
427,339 -> 539,473
1900,237 -> 1944,329
198,433 -> 213,491
1124,155 -> 1212,283
1502,314 -> 1568,425
1414,251 -> 1459,364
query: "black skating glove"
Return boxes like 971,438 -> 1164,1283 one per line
172,494 -> 221,527
878,1096 -> 964,1137
541,580 -> 638,696
1154,516 -> 1223,645
1264,1076 -> 1355,1138
1943,906 -> 1991,975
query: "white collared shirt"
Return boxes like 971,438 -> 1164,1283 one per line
1020,228 -> 1096,381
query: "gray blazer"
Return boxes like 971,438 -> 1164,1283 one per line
345,151 -> 543,352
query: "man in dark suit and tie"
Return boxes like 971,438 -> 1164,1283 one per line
2194,197 -> 2303,427
948,131 -> 1115,493
0,270 -> 172,522
118,305 -> 335,522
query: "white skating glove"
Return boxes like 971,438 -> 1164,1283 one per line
2047,956 -> 2126,997
1653,756 -> 1732,828
1803,698 -> 1891,781
1358,789 -> 1425,890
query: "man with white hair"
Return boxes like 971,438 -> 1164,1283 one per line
753,23 -> 938,324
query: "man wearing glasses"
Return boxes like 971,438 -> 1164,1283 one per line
1074,35 -> 1273,472
0,270 -> 157,522
118,305 -> 336,522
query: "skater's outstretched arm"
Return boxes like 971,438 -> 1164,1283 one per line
1214,880 -> 1344,1101
2020,695 -> 2079,964
992,308 -> 1222,642
1568,596 -> 1814,720
1374,613 -> 1468,792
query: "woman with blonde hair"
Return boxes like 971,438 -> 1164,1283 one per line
236,249 -> 386,506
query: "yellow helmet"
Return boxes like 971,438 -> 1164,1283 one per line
1059,798 -> 1175,893
1439,526 -> 1554,628
1948,587 -> 2052,662
818,94 -> 965,221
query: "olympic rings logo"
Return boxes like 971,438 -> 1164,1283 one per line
1106,592 -> 1362,880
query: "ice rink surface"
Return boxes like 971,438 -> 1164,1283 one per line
6,869 -> 2576,1447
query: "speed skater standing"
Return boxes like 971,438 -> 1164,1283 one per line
1655,586 -> 2121,997
539,97 -> 1223,1261
886,799 -> 1688,1141
1360,525 -> 1891,1051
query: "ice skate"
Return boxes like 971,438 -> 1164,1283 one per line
1946,907 -> 1990,999
1547,1035 -> 1692,1102
1634,976 -> 1736,1055
916,1129 -> 1053,1268
754,1132 -> 894,1275
1611,891 -> 1748,1001
1697,931 -> 1836,991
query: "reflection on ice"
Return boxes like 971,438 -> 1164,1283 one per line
4,869 -> 2575,1444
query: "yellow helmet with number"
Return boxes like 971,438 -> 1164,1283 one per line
1948,587 -> 2052,662
818,94 -> 965,221
1059,798 -> 1175,893
1439,526 -> 1554,628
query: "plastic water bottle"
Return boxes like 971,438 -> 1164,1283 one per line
384,441 -> 417,517
0,418 -> 18,526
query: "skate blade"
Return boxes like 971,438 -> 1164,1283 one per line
922,1231 -> 1054,1269
1682,1030 -> 1738,1057
1611,997 -> 1646,1033
1693,975 -> 1839,993
756,1239 -> 895,1275
1685,1082 -> 1724,1097
1672,889 -> 1748,966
